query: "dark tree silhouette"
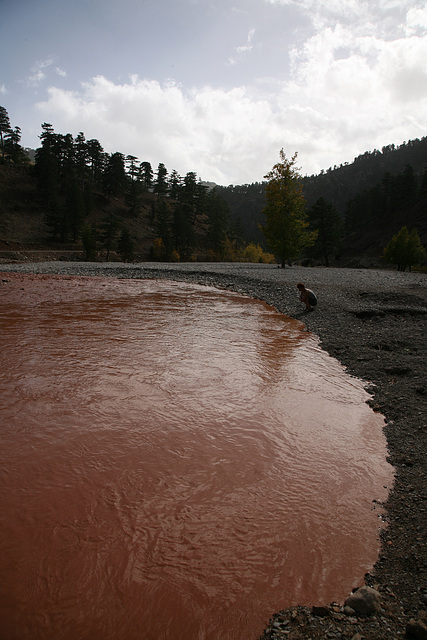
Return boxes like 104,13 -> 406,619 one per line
0,105 -> 11,159
307,197 -> 342,266
262,149 -> 316,267
383,226 -> 425,271
103,152 -> 127,198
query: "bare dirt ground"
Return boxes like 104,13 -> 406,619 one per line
1,261 -> 426,639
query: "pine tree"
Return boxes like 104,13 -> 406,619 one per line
0,106 -> 11,159
36,123 -> 60,213
153,163 -> 168,200
74,132 -> 89,190
126,155 -> 139,181
308,197 -> 342,266
140,161 -> 153,191
4,126 -> 28,163
206,190 -> 230,257
87,138 -> 106,187
99,214 -> 120,260
117,227 -> 134,262
103,152 -> 127,198
155,200 -> 173,259
65,179 -> 84,242
168,169 -> 181,199
262,149 -> 316,267
81,223 -> 97,261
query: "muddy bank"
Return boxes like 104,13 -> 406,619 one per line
1,261 -> 426,639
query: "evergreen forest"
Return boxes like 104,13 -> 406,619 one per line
0,104 -> 426,268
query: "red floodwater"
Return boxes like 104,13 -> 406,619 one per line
0,274 -> 393,640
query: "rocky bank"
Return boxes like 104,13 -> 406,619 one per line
1,261 -> 426,639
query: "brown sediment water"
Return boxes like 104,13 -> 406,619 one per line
0,274 -> 393,640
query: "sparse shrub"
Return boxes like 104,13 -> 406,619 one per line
221,237 -> 239,262
242,242 -> 276,263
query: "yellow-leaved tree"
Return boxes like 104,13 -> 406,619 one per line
262,149 -> 317,267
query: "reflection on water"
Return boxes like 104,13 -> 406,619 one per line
0,274 -> 393,640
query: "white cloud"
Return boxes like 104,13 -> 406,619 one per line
287,16 -> 427,106
236,28 -> 256,54
282,21 -> 427,166
25,59 -> 66,87
36,76 -> 280,184
406,4 -> 427,33
265,0 -> 424,36
31,2 -> 427,184
228,28 -> 256,66
0,84 -> 7,95
27,59 -> 54,86
33,57 -> 425,187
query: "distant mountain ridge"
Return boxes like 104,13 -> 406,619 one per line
302,136 -> 427,212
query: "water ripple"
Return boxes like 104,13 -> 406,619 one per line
0,276 -> 393,640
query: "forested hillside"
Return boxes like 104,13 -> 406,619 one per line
217,137 -> 427,265
0,103 -> 426,266
302,137 -> 427,211
214,182 -> 266,246
0,108 -> 250,262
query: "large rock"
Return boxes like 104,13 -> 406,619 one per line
344,586 -> 382,616
406,616 -> 427,640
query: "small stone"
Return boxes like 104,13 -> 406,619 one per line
345,586 -> 382,616
344,605 -> 356,616
351,634 -> 363,640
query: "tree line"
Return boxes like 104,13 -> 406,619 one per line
302,136 -> 427,213
35,121 -> 243,261
2,106 -> 274,262
1,104 -> 425,269
0,106 -> 28,164
218,144 -> 427,269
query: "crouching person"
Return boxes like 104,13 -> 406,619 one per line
297,282 -> 317,311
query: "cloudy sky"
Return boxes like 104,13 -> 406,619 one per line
1,0 -> 427,185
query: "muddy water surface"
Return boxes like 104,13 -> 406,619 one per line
0,274 -> 393,640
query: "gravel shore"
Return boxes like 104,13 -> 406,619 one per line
1,261 -> 427,639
